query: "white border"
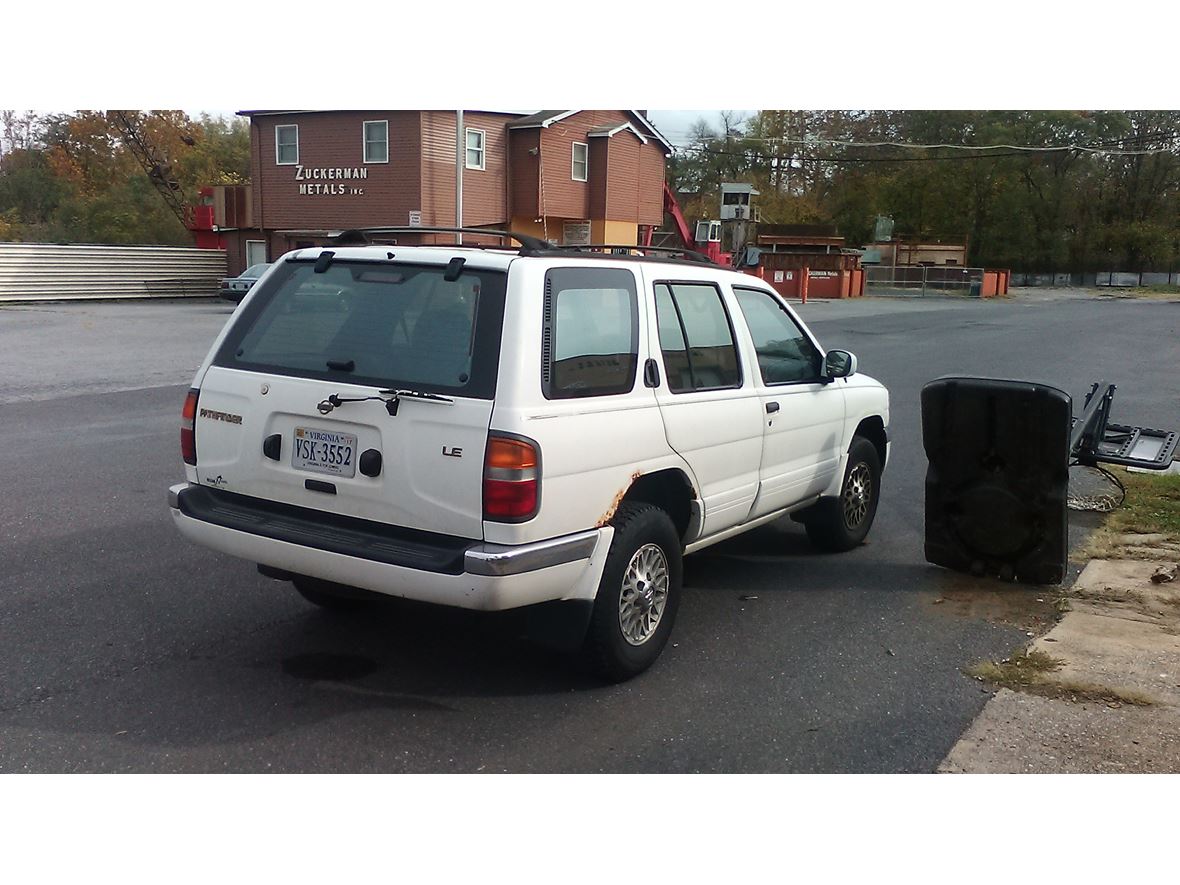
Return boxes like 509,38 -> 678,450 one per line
362,119 -> 389,164
274,124 -> 298,166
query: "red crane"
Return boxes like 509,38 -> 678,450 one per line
643,181 -> 729,264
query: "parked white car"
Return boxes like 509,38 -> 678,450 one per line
169,231 -> 890,680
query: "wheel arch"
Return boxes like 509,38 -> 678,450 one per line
613,468 -> 697,544
852,415 -> 887,467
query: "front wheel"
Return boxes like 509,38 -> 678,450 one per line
581,502 -> 683,682
804,436 -> 882,553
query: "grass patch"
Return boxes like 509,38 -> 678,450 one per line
1032,680 -> 1156,706
1076,468 -> 1180,560
968,649 -> 1063,687
1108,470 -> 1180,535
1101,284 -> 1180,299
968,649 -> 1156,706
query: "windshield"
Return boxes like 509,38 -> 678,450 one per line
243,264 -> 271,277
214,258 -> 507,398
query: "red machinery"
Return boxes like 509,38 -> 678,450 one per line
107,111 -> 223,249
642,181 -> 730,264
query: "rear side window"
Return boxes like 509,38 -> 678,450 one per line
214,259 -> 506,398
654,282 -> 742,393
542,267 -> 639,399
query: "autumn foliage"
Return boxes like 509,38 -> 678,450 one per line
668,110 -> 1180,274
0,110 -> 249,246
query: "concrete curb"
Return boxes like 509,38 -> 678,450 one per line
940,558 -> 1180,773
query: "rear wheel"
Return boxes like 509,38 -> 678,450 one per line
582,502 -> 682,682
803,436 -> 882,553
292,576 -> 380,611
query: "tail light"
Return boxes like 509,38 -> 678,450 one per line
483,434 -> 539,521
181,388 -> 199,465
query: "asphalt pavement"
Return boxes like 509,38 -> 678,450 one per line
1,291 -> 1176,772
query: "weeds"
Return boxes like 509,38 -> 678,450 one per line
968,649 -> 1156,706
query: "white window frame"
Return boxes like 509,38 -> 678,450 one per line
465,127 -> 486,171
275,125 -> 298,166
363,119 -> 389,164
571,142 -> 588,181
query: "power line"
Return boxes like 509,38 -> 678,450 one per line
715,134 -> 1177,156
673,144 -> 1069,164
672,136 -> 1180,164
667,129 -> 1180,158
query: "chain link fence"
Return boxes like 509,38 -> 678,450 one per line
865,265 -> 985,296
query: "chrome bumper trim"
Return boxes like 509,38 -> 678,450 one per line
464,530 -> 601,577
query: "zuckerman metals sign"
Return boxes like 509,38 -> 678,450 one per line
294,165 -> 368,196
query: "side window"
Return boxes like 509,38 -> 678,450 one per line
654,282 -> 742,393
571,142 -> 589,181
465,128 -> 486,170
543,267 -> 638,399
733,286 -> 823,384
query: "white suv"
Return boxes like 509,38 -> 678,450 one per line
169,230 -> 890,680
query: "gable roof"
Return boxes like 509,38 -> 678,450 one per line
587,121 -> 648,144
507,111 -> 672,153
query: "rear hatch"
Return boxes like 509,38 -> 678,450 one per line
193,253 -> 507,541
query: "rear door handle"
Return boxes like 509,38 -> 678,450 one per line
766,402 -> 780,414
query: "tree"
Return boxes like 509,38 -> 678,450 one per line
0,109 -> 251,245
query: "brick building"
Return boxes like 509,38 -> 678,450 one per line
204,109 -> 672,274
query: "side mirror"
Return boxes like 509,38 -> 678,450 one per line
824,349 -> 858,380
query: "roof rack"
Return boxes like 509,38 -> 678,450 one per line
349,226 -> 554,253
548,244 -> 720,265
342,228 -> 723,266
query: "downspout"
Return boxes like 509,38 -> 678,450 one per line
504,121 -> 511,235
253,117 -> 266,258
455,110 -> 463,243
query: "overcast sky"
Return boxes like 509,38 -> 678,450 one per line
647,111 -> 757,146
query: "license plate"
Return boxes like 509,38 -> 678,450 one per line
292,427 -> 357,478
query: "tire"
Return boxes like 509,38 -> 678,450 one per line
803,436 -> 882,553
292,576 -> 380,611
581,502 -> 683,682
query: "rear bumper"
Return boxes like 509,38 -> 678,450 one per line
169,483 -> 611,611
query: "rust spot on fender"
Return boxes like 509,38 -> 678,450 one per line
597,471 -> 643,527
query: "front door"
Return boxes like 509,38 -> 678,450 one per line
731,285 -> 845,518
245,239 -> 267,267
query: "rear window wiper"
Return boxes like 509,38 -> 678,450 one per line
317,387 -> 454,417
380,388 -> 453,405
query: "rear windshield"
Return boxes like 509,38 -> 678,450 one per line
214,258 -> 506,398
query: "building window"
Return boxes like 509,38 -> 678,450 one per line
571,142 -> 588,182
465,128 -> 486,170
275,125 -> 298,165
363,120 -> 388,164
